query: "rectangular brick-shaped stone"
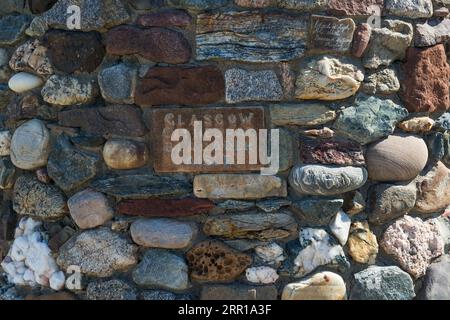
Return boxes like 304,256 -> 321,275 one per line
194,174 -> 287,199
117,198 -> 215,217
151,107 -> 266,173
196,11 -> 308,63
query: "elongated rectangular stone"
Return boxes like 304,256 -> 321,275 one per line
196,11 -> 308,63
151,107 -> 266,173
117,198 -> 215,217
194,174 -> 287,199
270,104 -> 336,127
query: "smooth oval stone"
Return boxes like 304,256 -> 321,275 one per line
10,119 -> 51,170
289,164 -> 368,196
282,272 -> 346,300
103,139 -> 149,170
366,135 -> 428,182
8,72 -> 43,93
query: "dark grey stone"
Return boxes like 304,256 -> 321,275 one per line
290,198 -> 344,226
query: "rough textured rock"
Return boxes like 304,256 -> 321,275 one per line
10,119 -> 50,170
106,26 -> 191,64
282,272 -> 346,300
196,11 -> 308,63
362,68 -> 400,95
309,15 -> 355,53
385,0 -> 433,19
194,174 -> 287,199
9,39 -> 53,75
57,228 -> 138,277
381,216 -> 444,279
368,183 -> 417,225
47,135 -> 100,191
350,266 -> 416,300
117,198 -> 214,217
289,164 -> 368,196
203,212 -> 297,241
135,66 -> 224,107
421,255 -> 450,300
87,279 -> 137,300
98,64 -> 137,104
343,191 -> 365,215
327,0 -> 383,16
414,161 -> 450,214
347,221 -> 379,264
0,158 -> 16,189
58,105 -> 147,137
366,135 -> 428,182
44,30 -> 105,74
351,23 -> 371,58
103,139 -> 148,170
415,19 -> 450,47
246,266 -> 279,284
333,95 -> 408,145
132,249 -> 189,291
137,10 -> 192,28
0,15 -> 30,46
201,284 -> 278,300
68,189 -> 113,229
400,45 -> 450,113
399,117 -> 435,133
363,20 -> 413,69
270,104 -> 336,127
41,75 -> 98,106
13,175 -> 67,220
225,69 -> 282,104
186,241 -> 252,282
295,56 -> 364,100
299,138 -> 365,166
291,198 -> 344,226
130,219 -> 197,249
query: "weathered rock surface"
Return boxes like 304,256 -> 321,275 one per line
68,189 -> 113,229
9,39 -> 53,75
270,104 -> 336,127
103,139 -> 148,170
421,255 -> 450,300
350,266 -> 416,300
201,284 -> 277,300
289,164 -> 368,196
327,0 -> 383,16
381,216 -> 444,279
246,267 -> 279,284
347,221 -> 379,264
187,241 -> 252,282
385,0 -> 433,19
87,279 -> 137,300
0,15 -> 30,46
291,198 -> 344,226
136,10 -> 192,28
309,15 -> 355,53
299,138 -> 365,166
415,19 -> 450,47
0,158 -> 16,190
117,198 -> 214,217
295,56 -> 364,100
351,23 -> 371,58
57,228 -> 138,277
399,117 -> 435,133
41,75 -> 98,106
282,271 -> 346,300
362,68 -> 400,95
98,64 -> 137,104
167,0 -> 229,10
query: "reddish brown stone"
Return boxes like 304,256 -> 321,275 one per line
351,23 -> 372,58
299,138 -> 365,166
135,66 -> 224,107
106,26 -> 191,64
117,198 -> 215,217
327,0 -> 384,16
400,45 -> 450,113
25,292 -> 76,300
136,10 -> 192,28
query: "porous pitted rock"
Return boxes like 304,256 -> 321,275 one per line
103,139 -> 149,170
186,241 -> 252,282
10,119 -> 50,170
44,30 -> 105,74
87,279 -> 137,300
41,75 -> 98,106
362,68 -> 400,95
289,164 -> 368,196
98,63 -> 137,104
350,266 -> 416,300
295,56 -> 364,101
400,45 -> 450,113
203,212 -> 297,241
68,189 -> 114,230
290,198 -> 344,226
9,39 -> 53,75
47,134 -> 100,191
381,216 -> 444,279
414,161 -> 450,214
57,228 -> 138,277
333,95 -> 409,145
299,138 -> 365,166
399,117 -> 435,133
270,104 -> 336,127
282,271 -> 346,300
132,249 -> 189,291
385,0 -> 433,19
421,255 -> 450,300
130,218 -> 197,249
106,26 -> 191,64
362,20 -> 413,69
13,175 -> 67,220
347,221 -> 379,264
368,183 -> 417,225
366,135 -> 428,182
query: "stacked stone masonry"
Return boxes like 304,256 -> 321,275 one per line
0,0 -> 449,300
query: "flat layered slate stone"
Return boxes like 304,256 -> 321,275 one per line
203,212 -> 298,241
289,164 -> 368,196
299,138 -> 365,166
415,19 -> 450,47
196,11 -> 308,63
58,105 -> 148,137
350,266 -> 415,300
151,107 -> 266,173
201,284 -> 277,300
135,66 -> 224,107
136,10 -> 192,28
194,174 -> 287,199
117,198 -> 215,217
0,15 -> 31,46
309,15 -> 355,53
327,0 -> 383,16
167,0 -> 230,10
44,30 -> 105,74
270,104 -> 336,127
333,95 -> 409,145
106,26 -> 191,64
91,174 -> 192,200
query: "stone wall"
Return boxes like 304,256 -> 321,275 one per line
0,0 -> 450,301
